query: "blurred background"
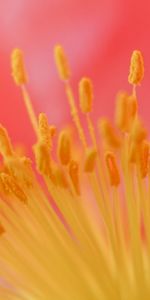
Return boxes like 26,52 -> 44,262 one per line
0,0 -> 150,150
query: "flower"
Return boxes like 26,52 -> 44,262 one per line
0,45 -> 149,300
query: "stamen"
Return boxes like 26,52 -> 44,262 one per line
34,142 -> 51,177
139,141 -> 149,178
54,45 -> 71,81
11,48 -> 27,85
11,49 -> 38,136
0,125 -> 14,157
130,118 -> 147,143
128,50 -> 144,86
58,130 -> 71,166
115,92 -> 137,132
49,126 -> 57,138
69,160 -> 80,195
0,173 -> 27,203
84,148 -> 97,173
53,166 -> 68,189
105,152 -> 120,186
99,118 -> 121,149
79,77 -> 93,113
38,113 -> 51,150
6,156 -> 33,188
65,84 -> 87,148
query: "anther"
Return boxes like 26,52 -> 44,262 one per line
11,48 -> 27,85
34,142 -> 52,177
38,113 -> 51,150
69,160 -> 80,195
79,77 -> 93,113
0,125 -> 14,158
99,118 -> 121,149
84,148 -> 97,173
128,50 -> 144,85
54,45 -> 71,81
105,152 -> 120,186
58,130 -> 71,165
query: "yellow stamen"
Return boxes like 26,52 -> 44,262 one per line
54,45 -> 71,81
105,152 -> 120,186
65,84 -> 87,148
79,77 -> 93,113
0,172 -> 27,203
130,118 -> 147,143
58,130 -> 71,166
53,165 -> 68,189
115,92 -> 137,132
139,141 -> 149,178
11,48 -> 27,85
34,142 -> 51,177
11,49 -> 38,136
21,85 -> 39,136
99,118 -> 121,149
128,50 -> 144,85
69,160 -> 80,195
84,148 -> 97,173
38,113 -> 51,150
0,125 -> 14,157
49,125 -> 57,138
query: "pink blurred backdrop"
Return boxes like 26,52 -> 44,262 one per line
0,0 -> 150,150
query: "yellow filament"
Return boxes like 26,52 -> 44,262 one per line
99,118 -> 121,149
54,45 -> 71,81
21,85 -> 38,136
105,152 -> 120,186
79,77 -> 93,113
58,130 -> 71,165
65,83 -> 87,148
11,48 -> 27,85
128,50 -> 144,85
84,148 -> 97,173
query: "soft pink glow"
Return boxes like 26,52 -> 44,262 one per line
0,0 -> 150,148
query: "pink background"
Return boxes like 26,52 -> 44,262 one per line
0,0 -> 150,150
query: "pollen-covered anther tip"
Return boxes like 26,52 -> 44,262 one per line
38,113 -> 51,150
79,77 -> 93,113
84,148 -> 97,173
54,45 -> 71,81
105,152 -> 120,186
11,48 -> 28,85
128,50 -> 144,85
58,130 -> 71,165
